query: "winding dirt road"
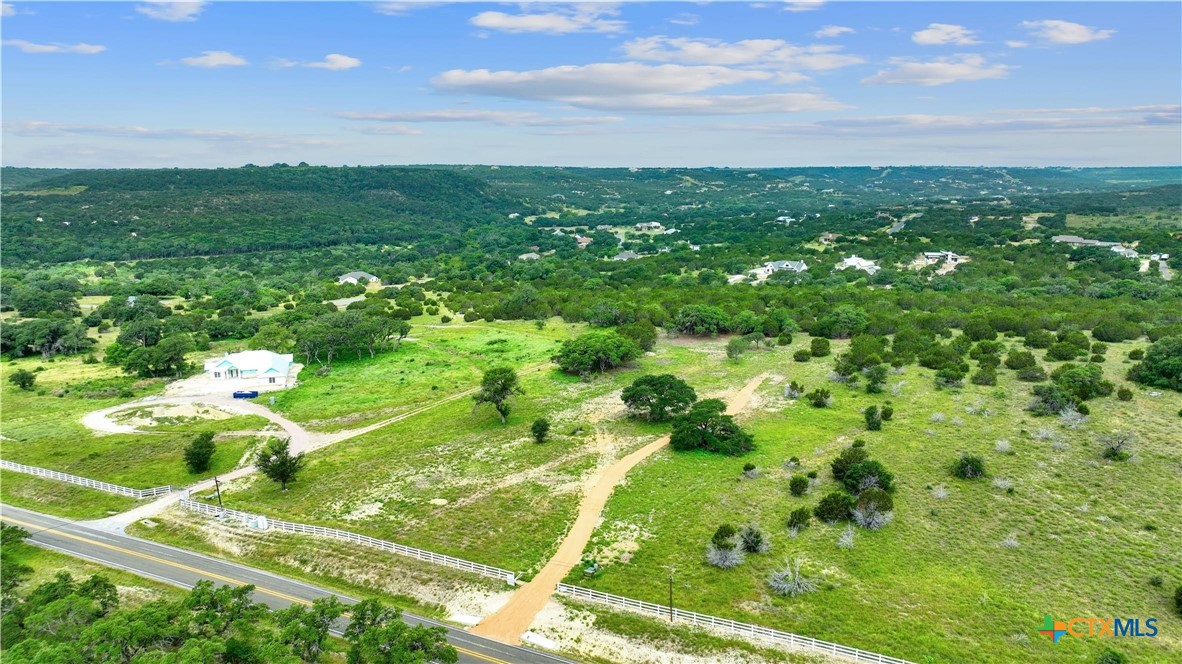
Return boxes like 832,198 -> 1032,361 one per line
469,373 -> 768,645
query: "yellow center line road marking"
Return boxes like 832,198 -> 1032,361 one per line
1,516 -> 511,664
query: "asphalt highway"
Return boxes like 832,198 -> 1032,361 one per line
1,504 -> 579,664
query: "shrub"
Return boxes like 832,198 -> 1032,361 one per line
952,454 -> 987,479
787,475 -> 810,497
553,331 -> 642,375
814,492 -> 853,522
1098,432 -> 1134,461
742,463 -> 761,479
621,374 -> 697,421
183,432 -> 216,474
793,349 -> 811,362
1117,386 -> 1133,401
806,470 -> 817,479
711,524 -> 737,549
787,507 -> 811,531
706,543 -> 745,569
8,369 -> 36,391
852,488 -> 894,530
1127,348 -> 1144,361
1175,584 -> 1182,616
830,447 -> 869,481
1096,649 -> 1128,664
531,418 -> 550,444
1090,342 -> 1108,355
767,559 -> 817,597
726,337 -> 749,361
835,524 -> 856,549
739,524 -> 771,554
863,405 -> 882,431
971,368 -> 997,386
1046,341 -> 1082,361
1017,367 -> 1048,382
1004,350 -> 1037,371
1024,329 -> 1056,349
1028,383 -> 1076,416
1127,335 -> 1182,391
810,337 -> 831,357
1055,364 -> 1114,401
994,440 -> 1012,454
776,332 -> 793,346
935,365 -> 967,388
805,388 -> 832,408
783,381 -> 805,399
843,459 -> 895,493
1059,406 -> 1088,429
880,404 -> 894,421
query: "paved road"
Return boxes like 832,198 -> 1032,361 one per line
1,504 -> 577,664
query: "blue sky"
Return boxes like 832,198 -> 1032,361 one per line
2,1 -> 1179,167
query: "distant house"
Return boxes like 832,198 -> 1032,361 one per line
761,260 -> 809,275
612,250 -> 642,261
634,222 -> 664,232
1111,246 -> 1139,259
552,228 -> 566,236
595,224 -> 614,231
1051,235 -> 1120,248
923,251 -> 964,263
576,235 -> 594,248
203,350 -> 295,388
337,271 -> 379,285
836,255 -> 881,275
819,232 -> 840,245
775,216 -> 796,224
518,252 -> 541,261
662,228 -> 680,235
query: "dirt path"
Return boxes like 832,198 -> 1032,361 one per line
469,373 -> 768,645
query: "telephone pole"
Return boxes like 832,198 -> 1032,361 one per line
663,564 -> 676,622
213,475 -> 224,512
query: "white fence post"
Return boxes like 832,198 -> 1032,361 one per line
552,583 -> 912,664
177,499 -> 517,585
0,458 -> 173,499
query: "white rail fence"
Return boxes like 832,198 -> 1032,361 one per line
0,459 -> 174,499
178,499 -> 517,585
555,584 -> 913,664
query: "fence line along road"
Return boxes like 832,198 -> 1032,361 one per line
555,583 -> 913,664
178,499 -> 518,585
0,459 -> 174,499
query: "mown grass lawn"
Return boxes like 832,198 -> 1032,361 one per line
572,338 -> 1182,664
268,318 -> 584,431
1,354 -> 268,491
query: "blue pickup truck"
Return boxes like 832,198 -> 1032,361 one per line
232,390 -> 259,399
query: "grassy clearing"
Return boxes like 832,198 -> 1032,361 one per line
0,470 -> 141,519
127,509 -> 509,621
214,330 -> 779,577
268,318 -> 581,431
1,355 -> 265,489
1066,212 -> 1182,230
573,338 -> 1182,664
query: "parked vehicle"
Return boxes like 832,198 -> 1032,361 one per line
232,390 -> 259,399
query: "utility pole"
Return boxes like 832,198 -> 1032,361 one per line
663,564 -> 676,622
213,475 -> 224,512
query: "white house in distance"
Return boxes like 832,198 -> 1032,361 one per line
1110,245 -> 1139,259
634,222 -> 664,232
836,255 -> 881,275
203,350 -> 297,391
759,260 -> 808,276
337,271 -> 379,285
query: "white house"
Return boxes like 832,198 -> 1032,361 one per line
1110,246 -> 1139,259
203,350 -> 296,389
612,250 -> 642,261
760,260 -> 809,275
922,251 -> 965,265
634,222 -> 664,232
662,228 -> 680,235
518,252 -> 541,261
337,271 -> 379,285
836,255 -> 881,275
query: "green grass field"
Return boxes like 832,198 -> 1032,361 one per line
1,354 -> 268,492
571,338 -> 1182,664
0,470 -> 140,519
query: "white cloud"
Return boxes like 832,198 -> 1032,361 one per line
434,63 -> 772,99
306,53 -> 362,70
470,5 -> 625,34
432,62 -> 848,115
814,25 -> 854,39
136,1 -> 206,22
3,120 -> 333,147
338,109 -> 624,127
347,125 -> 423,136
1005,40 -> 1029,49
2,39 -> 105,54
783,1 -> 825,12
668,13 -> 699,27
862,54 -> 1011,86
372,2 -> 446,16
912,23 -> 980,46
179,50 -> 248,67
2,3 -> 15,18
621,36 -> 863,71
1021,20 -> 1115,45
